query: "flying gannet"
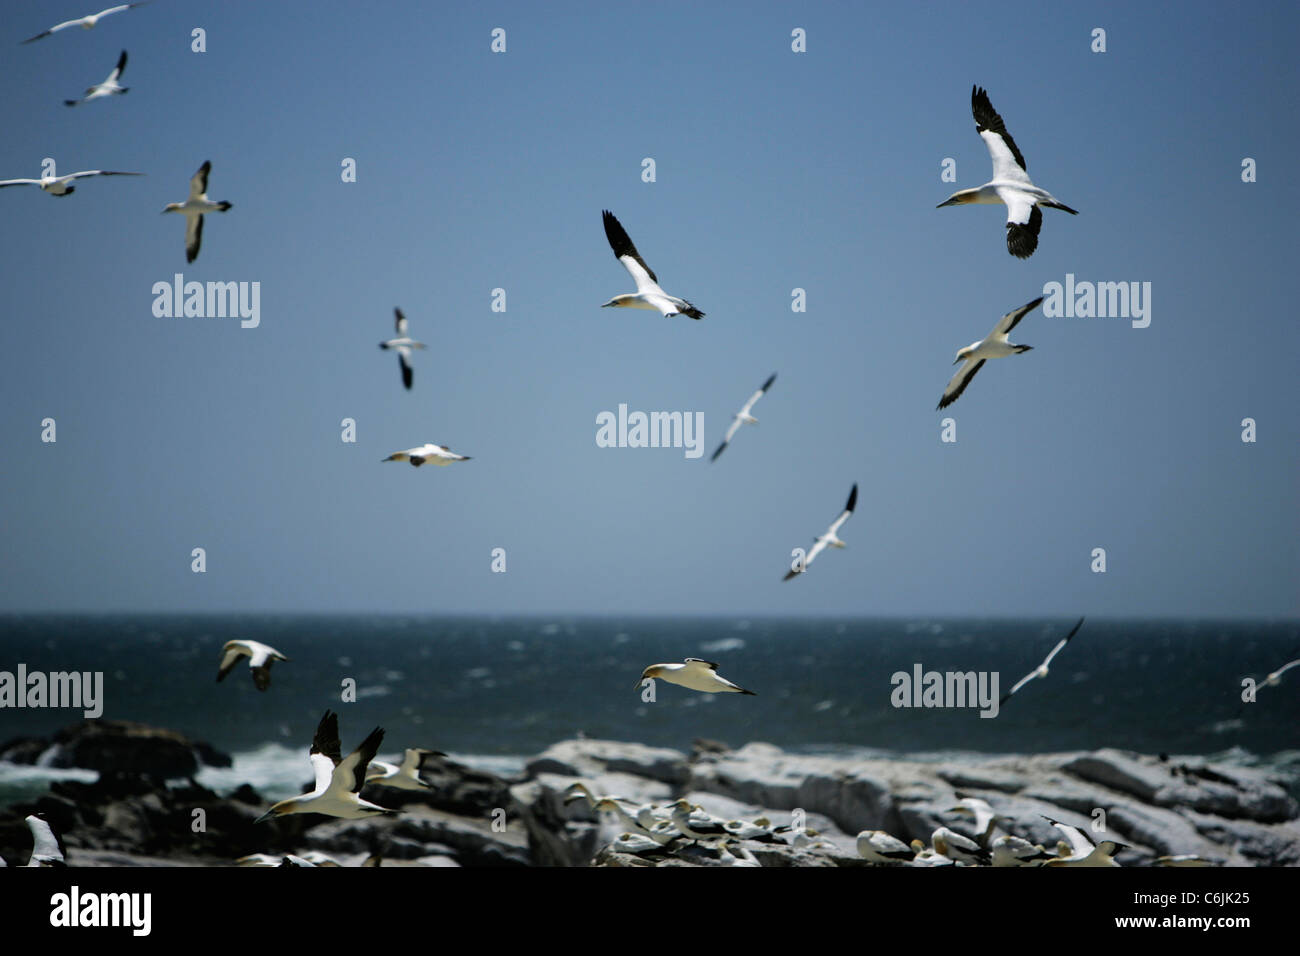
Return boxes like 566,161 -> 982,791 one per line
364,748 -> 445,791
937,85 -> 1078,258
711,373 -> 776,462
65,50 -> 129,106
381,443 -> 471,467
255,710 -> 398,823
999,616 -> 1085,706
25,815 -> 66,867
937,296 -> 1043,410
378,307 -> 427,390
600,210 -> 704,319
1041,815 -> 1126,867
636,658 -> 756,695
783,482 -> 857,580
216,639 -> 289,692
21,2 -> 150,43
162,160 -> 232,263
0,168 -> 141,197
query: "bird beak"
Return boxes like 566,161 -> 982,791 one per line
953,356 -> 963,365
633,677 -> 646,692
936,196 -> 958,208
254,809 -> 275,824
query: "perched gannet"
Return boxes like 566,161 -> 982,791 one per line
365,747 -> 444,790
856,830 -> 915,865
932,826 -> 989,865
255,711 -> 398,823
610,831 -> 663,855
907,839 -> 955,867
999,616 -> 1085,706
717,844 -> 761,867
25,815 -> 66,867
947,797 -> 1004,846
600,210 -> 704,319
0,168 -> 141,197
990,835 -> 1054,867
1255,657 -> 1300,694
937,296 -> 1043,410
1041,816 -> 1125,867
783,483 -> 857,580
636,658 -> 756,695
722,818 -> 778,843
592,798 -> 678,845
937,85 -> 1078,258
162,160 -> 232,263
379,307 -> 427,390
65,49 -> 129,106
669,800 -> 732,843
711,373 -> 776,462
381,443 -> 471,467
21,2 -> 150,43
216,639 -> 289,692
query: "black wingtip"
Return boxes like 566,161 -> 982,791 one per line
846,483 -> 858,512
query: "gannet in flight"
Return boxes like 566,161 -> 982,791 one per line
711,373 -> 776,462
378,307 -> 427,390
256,711 -> 397,823
381,443 -> 471,467
636,658 -> 756,695
162,160 -> 232,263
1255,657 -> 1300,694
0,168 -> 141,197
600,210 -> 704,319
21,2 -> 150,43
937,296 -> 1043,410
216,639 -> 289,692
1041,816 -> 1125,867
25,815 -> 66,867
65,50 -> 129,106
938,86 -> 1078,258
999,616 -> 1085,706
364,748 -> 445,790
783,483 -> 857,580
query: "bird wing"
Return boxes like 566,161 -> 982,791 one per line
216,644 -> 245,682
1041,617 -> 1085,667
1044,817 -> 1095,858
189,160 -> 211,200
827,483 -> 858,536
972,86 -> 1030,184
683,658 -> 720,671
1002,199 -> 1042,259
185,214 -> 204,263
332,727 -> 385,795
738,373 -> 777,417
308,752 -> 336,796
602,210 -> 662,295
397,347 -> 413,389
107,49 -> 128,82
0,179 -> 41,187
311,711 -> 343,766
394,307 -> 407,336
937,359 -> 985,410
1000,668 -> 1039,704
992,295 -> 1045,338
26,817 -> 65,866
22,18 -> 84,43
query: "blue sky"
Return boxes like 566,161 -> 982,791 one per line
0,0 -> 1296,617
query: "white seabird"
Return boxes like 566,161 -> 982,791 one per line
711,373 -> 776,462
668,800 -> 732,843
162,160 -> 232,263
255,710 -> 398,823
65,49 -> 129,106
601,210 -> 704,319
25,815 -> 66,867
381,443 -> 471,467
937,296 -> 1043,410
999,616 -> 1085,706
990,835 -> 1054,867
947,797 -> 1004,846
931,826 -> 989,865
378,307 -> 427,390
0,168 -> 141,197
216,639 -> 289,692
856,830 -> 915,864
907,839 -> 956,867
1255,657 -> 1300,694
21,2 -> 150,43
636,658 -> 756,695
783,482 -> 857,580
1041,815 -> 1125,867
937,85 -> 1078,258
364,748 -> 445,791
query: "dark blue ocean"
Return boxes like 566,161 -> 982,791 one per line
1,615 -> 1297,804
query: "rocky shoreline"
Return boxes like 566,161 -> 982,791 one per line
2,721 -> 1297,866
